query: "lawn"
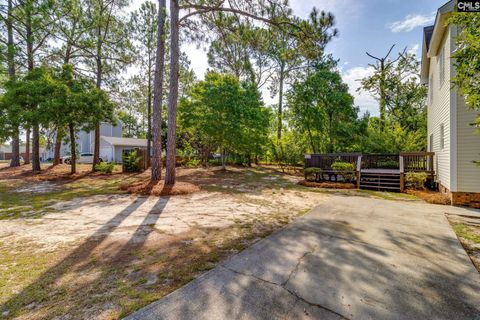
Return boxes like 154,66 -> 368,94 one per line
0,164 -> 425,319
448,214 -> 480,272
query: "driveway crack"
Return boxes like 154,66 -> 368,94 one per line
221,264 -> 349,320
282,248 -> 315,287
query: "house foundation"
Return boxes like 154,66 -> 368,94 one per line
439,183 -> 480,208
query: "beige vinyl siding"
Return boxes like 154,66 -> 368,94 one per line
428,28 -> 452,190
456,94 -> 480,192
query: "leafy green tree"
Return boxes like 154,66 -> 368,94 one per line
130,1 -> 158,165
359,49 -> 427,152
179,72 -> 270,169
55,65 -> 114,174
49,0 -> 93,165
287,60 -> 365,153
82,0 -> 132,170
266,8 -> 338,140
1,67 -> 57,171
0,0 -> 21,167
11,0 -> 55,168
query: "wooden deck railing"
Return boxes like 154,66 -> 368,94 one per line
400,152 -> 435,173
304,153 -> 361,171
362,154 -> 399,170
305,152 -> 435,191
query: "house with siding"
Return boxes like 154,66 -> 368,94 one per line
45,121 -> 147,163
421,0 -> 480,206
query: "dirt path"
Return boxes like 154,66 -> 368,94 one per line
0,167 -> 330,319
0,189 -> 328,250
127,196 -> 480,320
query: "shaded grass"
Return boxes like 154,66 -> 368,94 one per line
0,210 -> 305,319
0,177 -> 135,220
448,218 -> 480,272
452,222 -> 480,244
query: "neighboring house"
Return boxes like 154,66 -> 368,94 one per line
45,120 -> 147,163
421,0 -> 480,207
0,144 -> 45,161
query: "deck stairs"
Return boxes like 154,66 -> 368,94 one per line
359,171 -> 401,192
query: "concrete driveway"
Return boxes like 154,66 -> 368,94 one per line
126,195 -> 480,320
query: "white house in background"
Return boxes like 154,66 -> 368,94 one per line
46,120 -> 147,163
421,0 -> 480,207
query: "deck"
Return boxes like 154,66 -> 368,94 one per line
361,169 -> 400,174
304,152 -> 435,192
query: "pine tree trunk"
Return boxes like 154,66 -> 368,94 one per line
277,61 -> 285,140
69,123 -> 76,174
151,0 -> 167,181
32,124 -> 41,172
147,72 -> 152,168
25,128 -> 30,164
92,27 -> 103,171
10,132 -> 20,167
53,130 -> 63,165
7,0 -> 20,168
221,148 -> 226,171
165,0 -> 179,186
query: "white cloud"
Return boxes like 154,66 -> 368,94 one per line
408,44 -> 420,56
389,13 -> 435,33
342,66 -> 378,116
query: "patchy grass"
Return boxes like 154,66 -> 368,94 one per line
0,210 -> 303,319
452,222 -> 480,244
0,164 -> 146,220
0,177 -> 137,220
448,216 -> 480,272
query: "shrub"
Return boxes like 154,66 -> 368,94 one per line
304,167 -> 322,181
405,172 -> 428,189
331,162 -> 356,182
186,158 -> 201,168
95,161 -> 115,174
122,151 -> 142,172
377,159 -> 399,169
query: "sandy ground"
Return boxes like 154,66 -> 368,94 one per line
0,189 -> 328,250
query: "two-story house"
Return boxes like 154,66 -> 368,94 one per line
421,0 -> 480,207
46,121 -> 147,163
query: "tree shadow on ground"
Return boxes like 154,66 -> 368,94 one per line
0,196 -> 170,319
127,197 -> 480,320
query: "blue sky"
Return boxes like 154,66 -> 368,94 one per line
296,0 -> 446,115
132,0 -> 447,116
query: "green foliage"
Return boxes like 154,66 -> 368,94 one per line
287,59 -> 366,153
179,72 -> 271,166
268,130 -> 306,168
361,117 -> 426,153
450,13 -> 480,112
122,151 -> 142,172
450,13 -> 480,163
405,172 -> 428,189
359,51 -> 427,152
186,158 -> 201,168
304,167 -> 322,181
95,162 -> 115,174
331,161 -> 355,182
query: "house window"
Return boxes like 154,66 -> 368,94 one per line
440,124 -> 445,150
429,134 -> 434,152
439,46 -> 445,87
